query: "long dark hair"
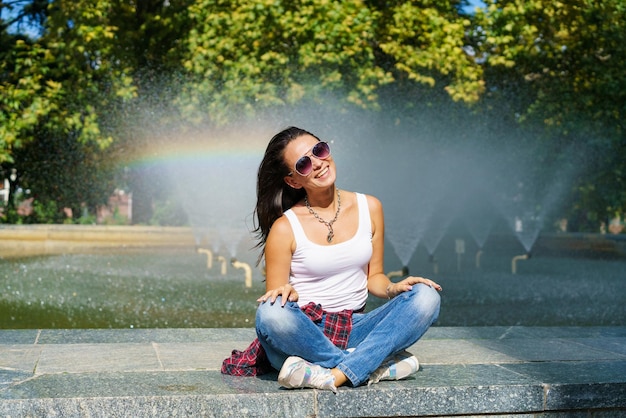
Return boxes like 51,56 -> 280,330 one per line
253,126 -> 319,263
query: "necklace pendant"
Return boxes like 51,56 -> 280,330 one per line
305,189 -> 341,245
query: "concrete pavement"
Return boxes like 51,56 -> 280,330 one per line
2,326 -> 626,417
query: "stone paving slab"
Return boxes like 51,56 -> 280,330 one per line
1,326 -> 626,417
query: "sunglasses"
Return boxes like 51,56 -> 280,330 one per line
289,141 -> 331,176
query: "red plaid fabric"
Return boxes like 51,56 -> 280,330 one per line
221,338 -> 271,377
221,302 -> 355,376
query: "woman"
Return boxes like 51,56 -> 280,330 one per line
253,126 -> 441,392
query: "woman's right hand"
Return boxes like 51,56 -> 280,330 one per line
257,283 -> 299,306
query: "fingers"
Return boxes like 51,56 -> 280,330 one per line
256,290 -> 276,304
403,276 -> 443,291
257,285 -> 299,306
429,281 -> 443,291
386,282 -> 412,299
418,277 -> 442,291
257,290 -> 280,304
278,287 -> 291,306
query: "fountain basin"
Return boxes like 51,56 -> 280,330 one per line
1,226 -> 625,329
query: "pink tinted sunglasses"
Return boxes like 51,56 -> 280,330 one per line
289,141 -> 331,176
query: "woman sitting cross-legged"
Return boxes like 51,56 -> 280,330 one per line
222,126 -> 442,392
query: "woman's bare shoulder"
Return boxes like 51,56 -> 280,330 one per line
363,193 -> 383,211
269,213 -> 293,237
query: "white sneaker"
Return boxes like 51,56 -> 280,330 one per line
278,356 -> 337,394
368,350 -> 419,386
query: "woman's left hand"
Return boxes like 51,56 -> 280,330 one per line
387,276 -> 442,298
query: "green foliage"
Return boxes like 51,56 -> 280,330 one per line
178,0 -> 482,124
1,192 -> 63,224
476,0 -> 626,137
12,129 -> 115,216
0,0 -> 192,216
149,198 -> 188,227
470,0 -> 626,226
0,0 -> 139,163
376,1 -> 484,102
0,0 -> 625,228
31,199 -> 63,223
179,0 -> 378,123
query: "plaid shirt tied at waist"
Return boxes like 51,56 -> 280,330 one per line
221,302 -> 356,376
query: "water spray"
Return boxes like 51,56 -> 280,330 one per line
428,254 -> 439,274
511,252 -> 531,274
231,258 -> 252,288
197,248 -> 213,269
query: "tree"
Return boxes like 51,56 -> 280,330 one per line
0,0 -> 137,163
0,0 -> 192,221
474,0 -> 626,229
178,0 -> 483,125
3,0 -> 624,229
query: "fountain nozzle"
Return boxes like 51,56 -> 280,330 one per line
511,253 -> 530,274
387,266 -> 410,279
197,248 -> 213,269
231,257 -> 252,288
475,250 -> 483,268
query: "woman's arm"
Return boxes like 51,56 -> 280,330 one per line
366,195 -> 393,298
257,215 -> 299,305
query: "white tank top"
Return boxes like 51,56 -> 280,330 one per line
284,192 -> 372,312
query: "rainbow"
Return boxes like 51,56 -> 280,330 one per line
118,126 -> 274,171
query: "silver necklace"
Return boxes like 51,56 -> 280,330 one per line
305,189 -> 341,243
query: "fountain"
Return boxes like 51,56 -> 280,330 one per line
122,101 -> 581,281
2,98 -> 605,329
487,149 -> 579,274
421,192 -> 462,274
463,186 -> 497,268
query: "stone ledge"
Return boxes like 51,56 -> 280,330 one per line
1,368 -> 625,417
0,225 -> 196,258
1,327 -> 625,417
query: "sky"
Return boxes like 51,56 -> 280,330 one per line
1,3 -> 42,38
464,0 -> 486,14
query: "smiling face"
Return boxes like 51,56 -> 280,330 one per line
283,134 -> 336,190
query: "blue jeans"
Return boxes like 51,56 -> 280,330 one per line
255,284 -> 440,387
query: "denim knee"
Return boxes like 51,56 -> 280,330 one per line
256,298 -> 300,338
410,284 -> 441,323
